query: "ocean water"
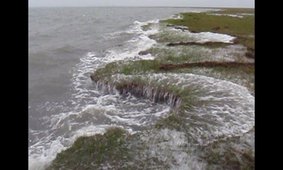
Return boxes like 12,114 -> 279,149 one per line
29,7 -> 212,169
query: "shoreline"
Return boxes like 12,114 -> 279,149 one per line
47,8 -> 254,170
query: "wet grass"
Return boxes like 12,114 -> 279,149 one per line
92,58 -> 254,92
149,30 -> 193,43
90,61 -> 122,82
47,128 -> 131,170
155,113 -> 186,131
214,8 -> 254,15
120,60 -> 161,74
163,12 -> 254,37
100,74 -> 203,134
114,75 -> 199,108
159,61 -> 254,71
47,126 -> 175,169
91,60 -> 162,82
200,131 -> 254,170
48,121 -> 254,170
146,46 -> 210,63
171,66 -> 254,95
146,44 -> 251,63
162,9 -> 254,50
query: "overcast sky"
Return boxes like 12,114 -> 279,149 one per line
29,0 -> 254,8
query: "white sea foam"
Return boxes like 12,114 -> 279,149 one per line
103,20 -> 159,63
111,73 -> 254,146
140,129 -> 207,169
209,13 -> 244,18
240,13 -> 254,16
104,19 -> 159,40
126,19 -> 160,34
170,14 -> 183,19
194,32 -> 235,43
163,24 -> 236,43
29,97 -> 170,169
28,124 -> 118,170
29,81 -> 169,170
29,137 -> 66,170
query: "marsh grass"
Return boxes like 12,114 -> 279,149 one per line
47,128 -> 131,170
213,8 -> 254,15
147,46 -> 210,63
200,130 -> 254,170
162,9 -> 254,49
120,60 -> 161,74
171,66 -> 254,94
92,58 -> 254,94
115,75 -> 198,105
92,60 -> 163,82
155,113 -> 185,131
91,61 -> 122,81
149,29 -> 197,43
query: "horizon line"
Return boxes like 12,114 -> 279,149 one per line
29,6 -> 254,9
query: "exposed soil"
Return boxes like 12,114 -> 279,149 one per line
116,82 -> 181,107
159,61 -> 254,71
167,41 -> 231,47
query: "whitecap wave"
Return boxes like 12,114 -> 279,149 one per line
103,19 -> 160,62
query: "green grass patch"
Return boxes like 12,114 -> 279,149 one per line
91,60 -> 162,82
155,113 -> 186,131
91,61 -> 122,81
163,13 -> 254,36
212,64 -> 254,74
92,58 -> 254,94
47,128 -> 131,170
120,60 -> 161,74
146,46 -> 210,64
162,9 -> 254,49
201,133 -> 254,170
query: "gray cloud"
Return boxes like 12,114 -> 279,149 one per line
29,0 -> 254,8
